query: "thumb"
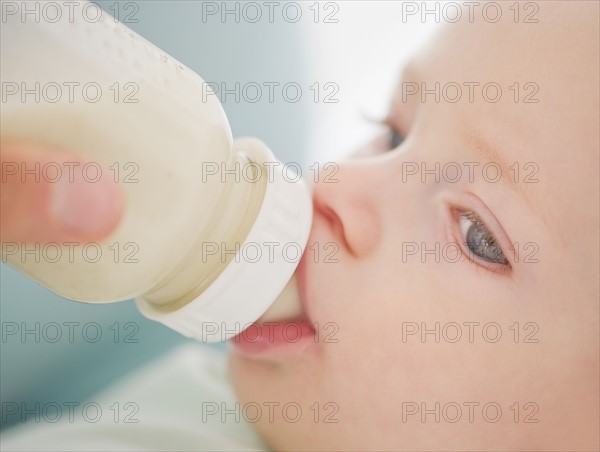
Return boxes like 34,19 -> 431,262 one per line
1,141 -> 124,243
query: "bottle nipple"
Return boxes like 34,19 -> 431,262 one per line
257,275 -> 303,322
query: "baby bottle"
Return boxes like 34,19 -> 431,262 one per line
0,1 -> 312,342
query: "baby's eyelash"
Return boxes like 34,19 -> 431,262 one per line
388,128 -> 405,150
458,210 -> 510,267
461,211 -> 500,247
368,115 -> 407,151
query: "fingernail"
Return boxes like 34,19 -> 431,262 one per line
52,171 -> 123,238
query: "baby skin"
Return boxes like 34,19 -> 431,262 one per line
228,2 -> 600,451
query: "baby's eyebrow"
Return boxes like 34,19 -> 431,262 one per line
393,65 -> 515,183
464,125 -> 512,187
463,118 -> 550,231
393,63 -> 552,233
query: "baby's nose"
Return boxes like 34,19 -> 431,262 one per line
311,161 -> 382,258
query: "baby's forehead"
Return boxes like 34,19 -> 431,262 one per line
403,3 -> 598,85
393,3 -> 598,161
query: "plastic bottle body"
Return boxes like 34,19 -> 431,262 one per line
1,3 -> 312,340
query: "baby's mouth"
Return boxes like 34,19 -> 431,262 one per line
228,274 -> 317,359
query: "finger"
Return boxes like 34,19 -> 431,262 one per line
1,141 -> 124,243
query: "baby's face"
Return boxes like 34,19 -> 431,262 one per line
228,3 -> 599,450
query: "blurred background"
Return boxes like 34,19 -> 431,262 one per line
1,0 -> 437,430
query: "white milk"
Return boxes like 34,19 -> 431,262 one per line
0,1 -> 312,341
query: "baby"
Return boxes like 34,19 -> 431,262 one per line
1,1 -> 598,451
227,2 -> 600,450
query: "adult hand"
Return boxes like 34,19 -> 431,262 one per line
1,141 -> 124,243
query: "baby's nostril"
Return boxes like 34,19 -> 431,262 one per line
321,204 -> 339,226
314,198 -> 356,258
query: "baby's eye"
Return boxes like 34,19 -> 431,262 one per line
388,127 -> 405,150
459,211 -> 509,266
